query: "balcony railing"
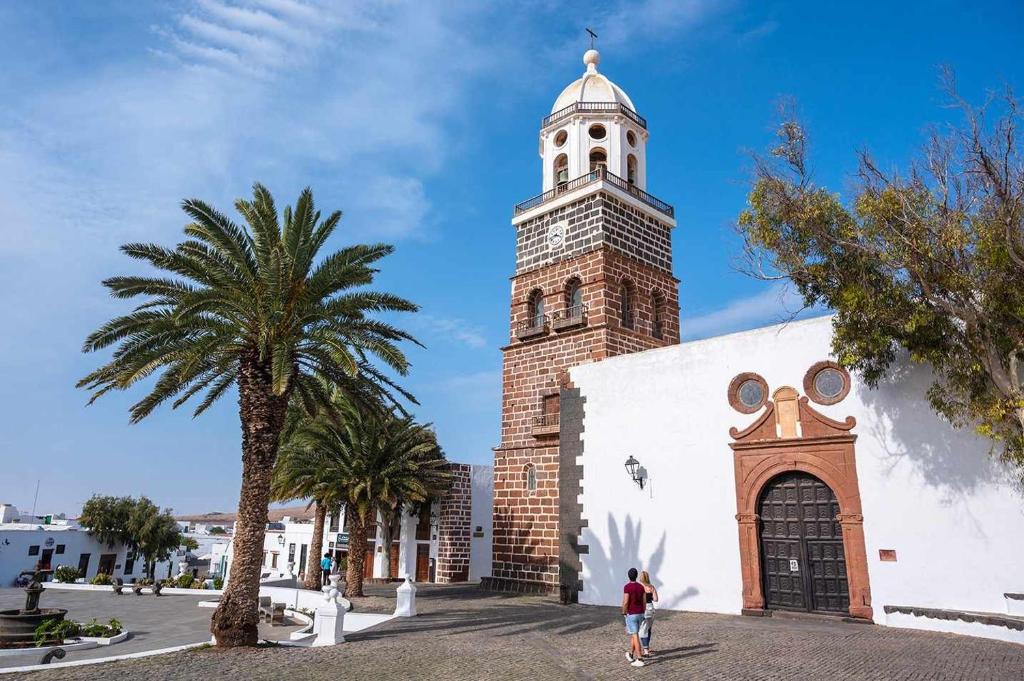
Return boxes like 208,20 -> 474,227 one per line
516,315 -> 549,341
532,412 -> 560,436
542,102 -> 647,130
551,303 -> 588,331
513,167 -> 674,219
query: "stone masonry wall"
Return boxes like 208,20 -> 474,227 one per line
435,463 -> 472,584
515,190 -> 673,274
491,224 -> 680,593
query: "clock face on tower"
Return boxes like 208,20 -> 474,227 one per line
546,223 -> 565,249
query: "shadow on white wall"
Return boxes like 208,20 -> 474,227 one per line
584,513 -> 698,610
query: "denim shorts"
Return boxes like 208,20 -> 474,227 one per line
624,613 -> 643,634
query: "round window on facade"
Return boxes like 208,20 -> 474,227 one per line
554,130 -> 568,147
803,361 -> 851,405
588,124 -> 607,140
626,130 -> 637,147
728,372 -> 768,414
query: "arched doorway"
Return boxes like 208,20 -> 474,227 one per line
758,471 -> 849,614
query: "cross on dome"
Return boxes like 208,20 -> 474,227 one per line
550,49 -> 636,114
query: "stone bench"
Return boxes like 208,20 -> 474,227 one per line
111,580 -> 163,596
259,596 -> 285,624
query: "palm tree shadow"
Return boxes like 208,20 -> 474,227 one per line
581,513 -> 700,610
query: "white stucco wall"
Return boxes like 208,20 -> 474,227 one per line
0,524 -> 194,585
569,315 -> 1024,621
469,464 -> 494,581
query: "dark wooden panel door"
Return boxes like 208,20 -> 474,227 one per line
759,472 -> 849,614
415,544 -> 430,582
98,553 -> 116,576
363,545 -> 375,579
389,543 -> 399,579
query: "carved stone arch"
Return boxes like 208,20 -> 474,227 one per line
729,386 -> 872,620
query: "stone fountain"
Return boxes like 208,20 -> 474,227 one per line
0,570 -> 67,648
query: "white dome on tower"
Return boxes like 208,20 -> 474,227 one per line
550,48 -> 636,113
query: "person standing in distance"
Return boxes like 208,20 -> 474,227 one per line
320,553 -> 332,588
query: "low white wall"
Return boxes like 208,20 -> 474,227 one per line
569,315 -> 1024,622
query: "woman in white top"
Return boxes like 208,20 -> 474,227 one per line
638,570 -> 658,657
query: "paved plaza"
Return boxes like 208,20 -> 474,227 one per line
5,584 -> 1021,680
0,587 -> 212,669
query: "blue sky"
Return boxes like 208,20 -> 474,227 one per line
1,1 -> 1021,516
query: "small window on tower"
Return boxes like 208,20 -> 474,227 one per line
588,124 -> 606,140
620,280 -> 634,329
524,464 -> 538,494
527,289 -> 545,329
554,130 -> 568,147
589,148 -> 607,175
554,154 -> 569,187
651,290 -> 664,338
627,154 -> 638,185
565,278 -> 583,313
626,130 -> 637,147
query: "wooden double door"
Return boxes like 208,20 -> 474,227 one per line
758,471 -> 850,614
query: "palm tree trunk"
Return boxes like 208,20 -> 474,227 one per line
304,501 -> 327,590
344,507 -> 367,598
210,355 -> 289,647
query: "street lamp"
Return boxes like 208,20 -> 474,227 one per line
624,456 -> 645,490
276,534 -> 285,546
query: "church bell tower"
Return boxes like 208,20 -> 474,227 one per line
484,49 -> 680,595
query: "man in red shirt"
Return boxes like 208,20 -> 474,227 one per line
621,567 -> 646,667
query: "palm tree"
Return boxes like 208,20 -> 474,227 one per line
78,184 -> 418,646
287,403 -> 450,597
272,431 -> 346,591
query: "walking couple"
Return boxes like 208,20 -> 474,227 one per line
621,567 -> 658,668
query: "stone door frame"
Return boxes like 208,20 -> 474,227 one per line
730,396 -> 873,620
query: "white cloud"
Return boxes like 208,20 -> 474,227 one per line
416,314 -> 488,350
593,0 -> 729,49
681,283 -> 822,340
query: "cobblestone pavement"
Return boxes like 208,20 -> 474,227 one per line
14,584 -> 1024,680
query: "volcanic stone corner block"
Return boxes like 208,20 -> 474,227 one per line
558,385 -> 586,603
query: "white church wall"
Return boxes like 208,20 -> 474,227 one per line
569,315 -> 1024,622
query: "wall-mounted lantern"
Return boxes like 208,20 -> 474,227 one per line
624,456 -> 645,490
276,534 -> 285,546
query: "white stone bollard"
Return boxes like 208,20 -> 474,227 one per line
394,575 -> 417,617
313,574 -> 347,646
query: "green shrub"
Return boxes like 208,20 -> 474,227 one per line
53,566 -> 80,583
34,618 -> 80,646
78,617 -> 124,638
175,573 -> 195,588
212,577 -> 224,590
90,573 -> 112,585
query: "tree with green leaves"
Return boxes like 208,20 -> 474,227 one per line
78,495 -> 135,549
78,184 -> 419,646
273,437 -> 347,590
129,498 -> 183,579
737,75 -> 1024,476
208,526 -> 226,535
78,495 -> 182,579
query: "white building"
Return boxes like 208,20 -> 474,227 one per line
558,316 -> 1024,637
217,463 -> 494,587
0,504 -> 202,585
